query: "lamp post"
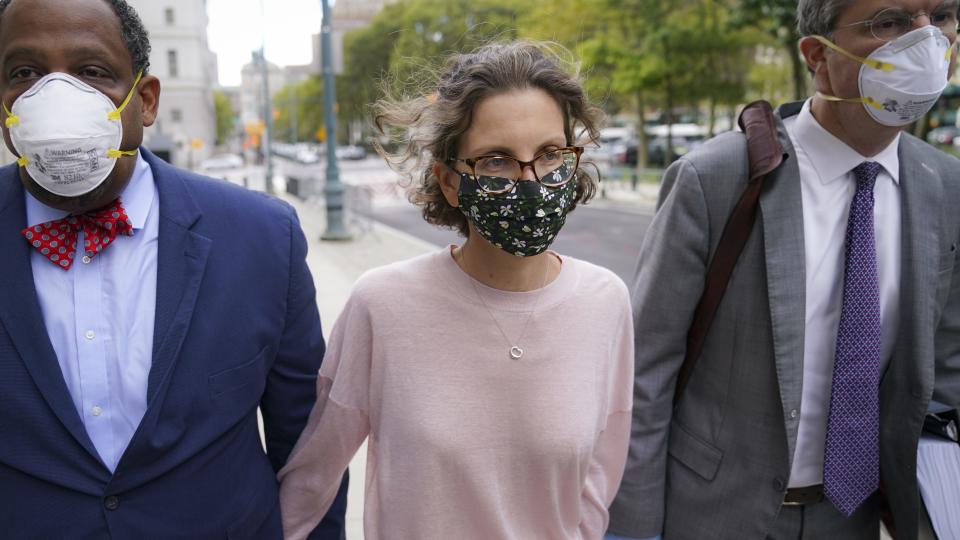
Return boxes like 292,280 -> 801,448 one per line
257,48 -> 275,195
256,0 -> 275,195
319,0 -> 351,240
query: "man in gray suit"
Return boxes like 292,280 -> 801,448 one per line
606,1 -> 960,539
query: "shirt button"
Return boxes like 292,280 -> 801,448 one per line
790,409 -> 799,419
104,495 -> 119,511
91,406 -> 103,417
85,330 -> 95,340
82,255 -> 92,264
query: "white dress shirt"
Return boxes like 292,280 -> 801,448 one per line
25,154 -> 158,472
782,100 -> 902,488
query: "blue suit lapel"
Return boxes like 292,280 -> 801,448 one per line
142,149 -> 212,403
0,165 -> 104,466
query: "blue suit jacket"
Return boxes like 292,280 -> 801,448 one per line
0,149 -> 347,539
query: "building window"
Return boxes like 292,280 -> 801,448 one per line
165,7 -> 175,25
171,109 -> 182,123
168,50 -> 178,78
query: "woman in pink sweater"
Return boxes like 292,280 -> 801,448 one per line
278,40 -> 634,540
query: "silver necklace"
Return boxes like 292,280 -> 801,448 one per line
467,257 -> 551,360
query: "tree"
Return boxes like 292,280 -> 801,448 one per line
320,0 -> 785,168
734,0 -> 809,101
530,0 -> 757,167
339,2 -> 406,141
273,76 -> 324,144
388,0 -> 527,84
213,90 -> 236,147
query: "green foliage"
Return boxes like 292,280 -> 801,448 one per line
316,0 -> 807,148
213,90 -> 235,146
734,0 -> 809,100
388,0 -> 526,83
273,76 -> 324,143
339,2 -> 405,130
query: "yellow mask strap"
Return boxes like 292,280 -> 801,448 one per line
107,148 -> 138,159
3,101 -> 18,128
812,35 -> 896,72
9,101 -> 24,165
107,70 -> 144,122
816,91 -> 884,110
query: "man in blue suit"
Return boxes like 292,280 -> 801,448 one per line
0,0 -> 347,537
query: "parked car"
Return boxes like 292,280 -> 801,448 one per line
618,134 -> 705,167
927,126 -> 960,146
336,145 -> 367,160
295,147 -> 321,164
271,142 -> 297,160
582,127 -> 632,168
199,153 -> 244,171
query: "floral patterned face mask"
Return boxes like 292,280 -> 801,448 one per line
456,164 -> 577,257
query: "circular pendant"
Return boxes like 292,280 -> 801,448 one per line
510,346 -> 524,360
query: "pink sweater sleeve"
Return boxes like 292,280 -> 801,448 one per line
579,299 -> 635,539
278,290 -> 374,540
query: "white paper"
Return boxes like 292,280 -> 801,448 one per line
917,434 -> 960,540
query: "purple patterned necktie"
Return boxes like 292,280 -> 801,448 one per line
823,161 -> 884,517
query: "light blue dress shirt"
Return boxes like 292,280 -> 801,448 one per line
26,154 -> 158,472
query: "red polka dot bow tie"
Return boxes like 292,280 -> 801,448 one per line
21,198 -> 134,270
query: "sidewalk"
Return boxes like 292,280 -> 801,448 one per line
595,179 -> 659,214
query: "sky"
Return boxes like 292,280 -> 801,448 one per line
207,0 -> 324,87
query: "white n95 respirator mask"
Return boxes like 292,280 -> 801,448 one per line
814,26 -> 953,127
3,71 -> 142,197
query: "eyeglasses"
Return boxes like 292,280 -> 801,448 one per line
838,2 -> 959,41
447,146 -> 583,195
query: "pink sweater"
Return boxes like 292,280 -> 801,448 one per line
278,248 -> 634,540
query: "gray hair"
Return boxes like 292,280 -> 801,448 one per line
797,0 -> 852,37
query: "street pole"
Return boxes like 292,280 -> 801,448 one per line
258,48 -> 275,195
319,0 -> 351,240
291,88 -> 298,144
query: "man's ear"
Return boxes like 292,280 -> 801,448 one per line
434,161 -> 460,208
799,36 -> 833,93
138,74 -> 161,127
799,36 -> 828,76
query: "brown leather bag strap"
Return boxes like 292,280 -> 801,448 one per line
674,100 -> 786,405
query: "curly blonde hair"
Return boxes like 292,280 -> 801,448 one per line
373,40 -> 605,236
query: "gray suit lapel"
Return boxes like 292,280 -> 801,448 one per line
760,105 -> 807,456
885,137 -> 940,399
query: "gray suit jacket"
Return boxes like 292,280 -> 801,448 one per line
607,102 -> 960,539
